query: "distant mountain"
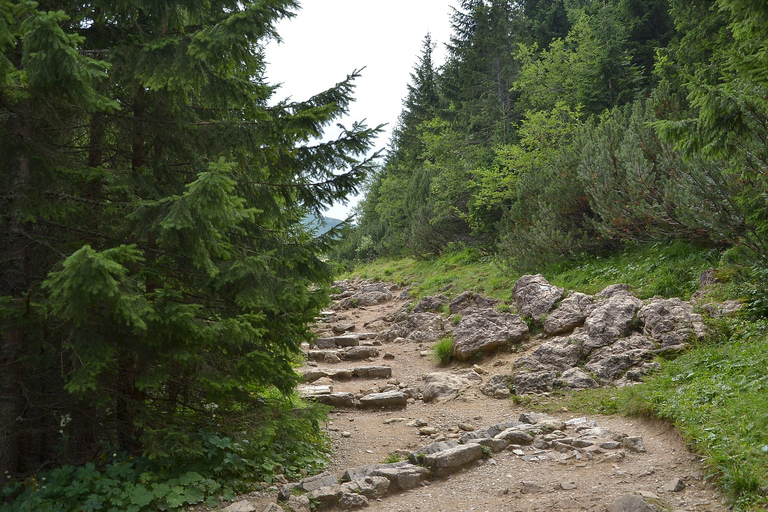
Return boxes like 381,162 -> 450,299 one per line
304,215 -> 344,235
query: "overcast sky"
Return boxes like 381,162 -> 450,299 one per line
265,0 -> 460,219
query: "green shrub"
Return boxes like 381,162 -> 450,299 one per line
1,396 -> 331,512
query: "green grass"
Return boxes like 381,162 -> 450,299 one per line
621,318 -> 768,510
343,241 -> 722,304
431,336 -> 454,367
343,246 -> 515,302
542,240 -> 722,299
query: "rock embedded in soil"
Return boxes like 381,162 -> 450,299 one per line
358,390 -> 408,409
606,494 -> 659,512
422,370 -> 482,402
452,311 -> 529,361
421,443 -> 484,477
221,500 -> 256,512
512,274 -> 565,320
544,292 -> 595,335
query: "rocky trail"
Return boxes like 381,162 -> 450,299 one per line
223,276 -> 735,512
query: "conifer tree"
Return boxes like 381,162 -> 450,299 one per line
0,0 -> 379,475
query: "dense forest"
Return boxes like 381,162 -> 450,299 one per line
340,0 -> 768,271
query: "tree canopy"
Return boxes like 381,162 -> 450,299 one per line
342,0 -> 768,273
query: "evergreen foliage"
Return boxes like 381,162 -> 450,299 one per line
0,0 -> 380,485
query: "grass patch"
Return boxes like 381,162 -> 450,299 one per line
431,336 -> 454,367
542,240 -> 721,299
342,240 -> 722,305
342,247 -> 515,302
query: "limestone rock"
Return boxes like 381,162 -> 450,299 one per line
467,437 -> 509,453
339,476 -> 390,499
314,392 -> 357,408
352,366 -> 392,379
358,390 -> 408,409
495,428 -> 534,445
286,494 -> 311,512
663,477 -> 685,493
480,374 -> 511,398
606,494 -> 658,512
412,295 -> 449,313
381,312 -> 447,344
422,370 -> 482,402
261,504 -> 284,512
638,298 -> 706,354
512,370 -> 558,395
222,500 -> 256,512
544,292 -> 594,335
512,274 -> 564,320
621,436 -> 647,453
408,440 -> 460,464
583,289 -> 644,352
334,335 -> 360,347
452,311 -> 528,361
585,333 -> 656,383
370,464 -> 429,491
448,291 -> 500,315
557,367 -> 599,389
343,346 -> 380,360
421,443 -> 483,476
338,493 -> 368,510
332,323 -> 355,335
524,335 -> 583,371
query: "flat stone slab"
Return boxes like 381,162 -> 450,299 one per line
408,440 -> 460,464
421,443 -> 483,477
343,346 -> 380,360
352,366 -> 392,379
467,437 -> 509,453
306,349 -> 343,361
358,390 -> 407,409
314,337 -> 339,349
314,392 -> 357,408
298,385 -> 332,397
302,367 -> 389,382
341,461 -> 411,482
334,335 -> 360,347
340,461 -> 428,492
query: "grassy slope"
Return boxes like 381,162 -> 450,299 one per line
344,241 -> 768,510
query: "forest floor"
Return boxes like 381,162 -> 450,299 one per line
238,285 -> 730,512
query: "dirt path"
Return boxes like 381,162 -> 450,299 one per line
300,283 -> 728,512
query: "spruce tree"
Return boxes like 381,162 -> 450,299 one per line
0,0 -> 379,475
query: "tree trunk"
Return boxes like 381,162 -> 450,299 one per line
0,104 -> 33,477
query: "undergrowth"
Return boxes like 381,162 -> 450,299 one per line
1,396 -> 331,512
542,240 -> 722,300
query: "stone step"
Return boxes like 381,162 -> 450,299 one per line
358,390 -> 408,409
302,366 -> 393,383
305,346 -> 380,363
312,333 -> 379,349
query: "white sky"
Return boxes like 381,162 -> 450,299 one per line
265,0 -> 460,219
